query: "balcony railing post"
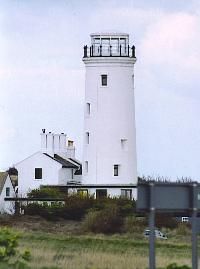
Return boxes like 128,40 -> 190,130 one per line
90,46 -> 91,57
128,45 -> 129,57
132,45 -> 136,58
100,45 -> 102,56
91,45 -> 94,57
120,45 -> 121,56
110,45 -> 112,56
83,45 -> 87,58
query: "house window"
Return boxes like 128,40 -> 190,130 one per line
121,189 -> 132,200
35,168 -> 42,179
77,189 -> 88,197
85,161 -> 88,173
101,74 -> 107,86
96,189 -> 107,199
6,187 -> 10,197
86,132 -> 89,144
68,140 -> 74,147
114,165 -> 119,176
86,103 -> 91,115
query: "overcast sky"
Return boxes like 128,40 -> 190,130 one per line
0,0 -> 200,179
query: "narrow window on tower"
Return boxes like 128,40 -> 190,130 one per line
121,139 -> 128,150
86,103 -> 91,115
101,74 -> 107,86
85,161 -> 88,173
113,165 -> 119,176
132,74 -> 134,90
85,132 -> 89,144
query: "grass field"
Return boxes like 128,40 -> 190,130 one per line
17,231 -> 192,269
0,216 -> 193,269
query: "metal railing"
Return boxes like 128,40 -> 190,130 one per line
83,44 -> 136,58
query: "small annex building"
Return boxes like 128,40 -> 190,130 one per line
15,130 -> 82,197
0,172 -> 16,214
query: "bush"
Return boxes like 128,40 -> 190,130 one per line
82,204 -> 123,234
24,194 -> 95,220
156,214 -> 178,229
0,228 -> 19,261
123,216 -> 147,234
158,263 -> 191,269
27,187 -> 65,199
0,228 -> 31,269
175,223 -> 190,236
23,193 -> 136,222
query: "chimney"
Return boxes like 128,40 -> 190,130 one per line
59,133 -> 67,153
67,140 -> 75,158
41,130 -> 54,155
41,129 -> 47,153
53,134 -> 60,153
46,132 -> 54,155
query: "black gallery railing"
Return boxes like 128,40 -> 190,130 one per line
83,45 -> 136,58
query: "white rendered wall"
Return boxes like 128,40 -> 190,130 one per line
0,176 -> 16,214
58,168 -> 74,185
82,56 -> 137,185
16,152 -> 61,196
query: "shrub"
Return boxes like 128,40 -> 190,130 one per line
23,192 -> 136,222
175,223 -> 190,236
0,228 -> 18,260
123,216 -> 146,234
27,187 -> 65,199
0,228 -> 31,269
21,250 -> 31,261
158,263 -> 191,269
82,204 -> 123,234
156,214 -> 178,229
24,195 -> 95,220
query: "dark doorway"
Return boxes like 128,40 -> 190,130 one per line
96,189 -> 107,199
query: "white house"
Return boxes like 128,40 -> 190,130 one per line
15,130 -> 82,197
82,33 -> 137,199
0,172 -> 16,214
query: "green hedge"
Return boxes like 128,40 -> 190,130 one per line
23,192 -> 135,221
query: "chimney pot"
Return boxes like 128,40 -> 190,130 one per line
42,129 -> 46,133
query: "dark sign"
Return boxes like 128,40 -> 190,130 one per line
137,182 -> 199,212
136,181 -> 199,269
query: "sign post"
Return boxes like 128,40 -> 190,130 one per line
137,181 -> 199,269
149,182 -> 155,269
192,183 -> 198,269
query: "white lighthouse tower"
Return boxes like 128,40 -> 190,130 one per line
82,33 -> 137,198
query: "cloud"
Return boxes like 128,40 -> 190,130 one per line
139,12 -> 200,72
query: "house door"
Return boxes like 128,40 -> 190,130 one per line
96,189 -> 107,199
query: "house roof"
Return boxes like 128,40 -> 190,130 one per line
43,153 -> 79,169
69,158 -> 82,175
74,165 -> 82,175
0,172 -> 8,194
69,158 -> 81,165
